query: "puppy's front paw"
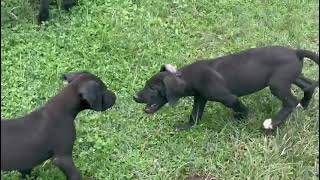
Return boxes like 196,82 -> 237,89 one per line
38,10 -> 49,23
175,123 -> 193,131
263,118 -> 273,130
261,119 -> 276,135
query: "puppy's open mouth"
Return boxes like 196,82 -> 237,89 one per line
144,104 -> 159,114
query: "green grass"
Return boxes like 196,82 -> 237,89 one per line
1,0 -> 319,179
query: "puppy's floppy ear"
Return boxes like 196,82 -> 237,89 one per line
160,64 -> 177,73
78,80 -> 103,111
62,71 -> 89,83
163,75 -> 186,107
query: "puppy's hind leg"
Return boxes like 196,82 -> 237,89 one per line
63,0 -> 76,11
294,75 -> 318,109
263,81 -> 299,130
53,155 -> 82,180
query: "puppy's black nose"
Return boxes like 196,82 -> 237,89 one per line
61,74 -> 67,80
109,91 -> 117,106
134,94 -> 145,103
133,95 -> 139,102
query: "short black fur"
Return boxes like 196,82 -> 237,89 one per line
134,46 -> 319,131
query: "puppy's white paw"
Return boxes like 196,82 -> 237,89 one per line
296,103 -> 303,108
263,118 -> 273,129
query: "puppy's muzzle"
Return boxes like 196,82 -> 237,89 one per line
133,94 -> 146,103
104,91 -> 116,109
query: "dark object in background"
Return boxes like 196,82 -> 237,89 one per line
39,0 -> 76,22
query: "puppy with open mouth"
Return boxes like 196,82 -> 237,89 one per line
134,46 -> 318,131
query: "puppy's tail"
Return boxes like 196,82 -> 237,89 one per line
296,49 -> 319,65
296,49 -> 319,85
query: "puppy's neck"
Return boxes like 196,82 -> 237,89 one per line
177,73 -> 195,97
44,84 -> 82,120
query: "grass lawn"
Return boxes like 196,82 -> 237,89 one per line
1,0 -> 319,179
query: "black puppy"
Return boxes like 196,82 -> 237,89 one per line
1,72 -> 116,179
39,0 -> 76,22
134,46 -> 318,131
